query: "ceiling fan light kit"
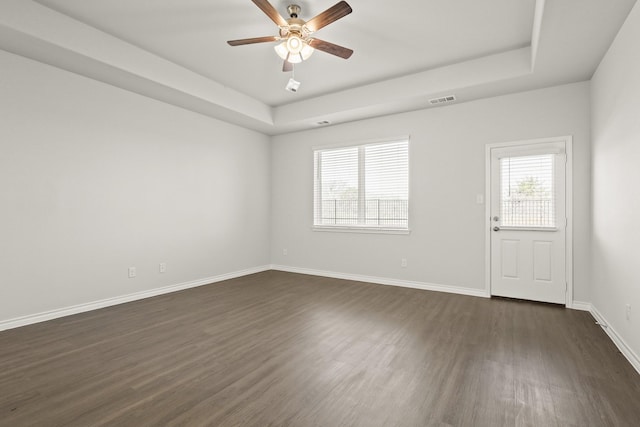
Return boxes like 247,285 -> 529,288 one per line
227,0 -> 353,75
274,36 -> 314,64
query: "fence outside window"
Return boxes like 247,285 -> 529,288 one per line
319,199 -> 408,227
501,198 -> 554,227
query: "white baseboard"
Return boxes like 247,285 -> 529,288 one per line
270,264 -> 490,298
590,305 -> 640,375
5,265 -> 638,377
570,301 -> 592,311
0,265 -> 271,332
269,266 -> 640,374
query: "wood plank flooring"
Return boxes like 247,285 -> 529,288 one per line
1,271 -> 639,426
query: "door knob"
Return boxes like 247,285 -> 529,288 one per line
493,226 -> 500,232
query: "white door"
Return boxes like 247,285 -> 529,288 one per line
490,141 -> 567,304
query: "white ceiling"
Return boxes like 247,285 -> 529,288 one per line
0,0 -> 637,134
33,0 -> 535,106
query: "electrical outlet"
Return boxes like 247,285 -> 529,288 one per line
401,258 -> 407,268
128,267 -> 136,278
283,249 -> 288,256
626,304 -> 631,320
159,263 -> 166,273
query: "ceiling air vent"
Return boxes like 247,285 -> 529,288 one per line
429,95 -> 457,105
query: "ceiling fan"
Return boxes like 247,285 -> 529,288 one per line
227,0 -> 353,72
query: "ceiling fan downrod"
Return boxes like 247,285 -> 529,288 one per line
287,4 -> 301,18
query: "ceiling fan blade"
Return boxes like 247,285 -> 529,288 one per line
227,36 -> 279,46
283,59 -> 293,72
251,0 -> 288,27
305,1 -> 353,32
308,38 -> 353,59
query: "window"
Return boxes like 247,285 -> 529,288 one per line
500,154 -> 555,228
313,138 -> 409,232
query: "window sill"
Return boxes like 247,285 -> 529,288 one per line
312,226 -> 411,235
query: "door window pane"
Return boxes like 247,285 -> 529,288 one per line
500,154 -> 555,227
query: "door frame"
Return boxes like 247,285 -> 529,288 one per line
484,135 -> 574,307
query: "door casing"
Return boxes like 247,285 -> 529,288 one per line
484,136 -> 574,307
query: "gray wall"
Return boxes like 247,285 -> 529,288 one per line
271,82 -> 592,302
591,2 -> 640,362
0,50 -> 271,322
0,51 -> 597,325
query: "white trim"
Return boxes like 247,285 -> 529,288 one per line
485,135 -> 571,150
492,143 -> 565,158
312,135 -> 411,152
590,305 -> 640,375
498,226 -> 558,232
530,0 -> 546,70
485,145 -> 492,298
0,262 -> 594,335
565,137 -> 574,308
0,265 -> 271,332
312,226 -> 410,235
6,264 -> 632,379
571,301 -> 592,312
270,265 -> 489,298
485,135 -> 574,307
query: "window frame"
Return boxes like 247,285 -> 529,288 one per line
312,136 -> 411,235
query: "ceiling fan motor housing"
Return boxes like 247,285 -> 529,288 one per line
283,14 -> 308,40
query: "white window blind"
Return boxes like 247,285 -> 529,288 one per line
314,139 -> 409,230
500,154 -> 555,227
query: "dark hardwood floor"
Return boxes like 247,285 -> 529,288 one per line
1,271 -> 639,426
